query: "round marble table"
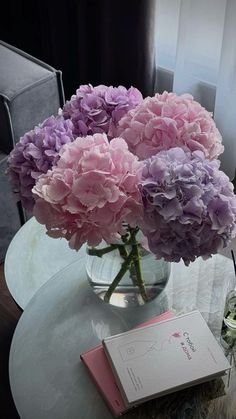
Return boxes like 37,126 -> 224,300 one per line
9,253 -> 236,419
4,217 -> 85,309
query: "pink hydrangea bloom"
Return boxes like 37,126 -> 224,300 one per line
116,91 -> 224,160
32,134 -> 144,249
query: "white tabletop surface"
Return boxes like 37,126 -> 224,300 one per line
4,217 -> 85,309
9,252 -> 236,419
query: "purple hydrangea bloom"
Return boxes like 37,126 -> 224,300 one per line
7,116 -> 75,211
139,147 -> 236,265
62,84 -> 143,138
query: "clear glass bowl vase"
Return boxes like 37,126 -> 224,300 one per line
85,239 -> 171,308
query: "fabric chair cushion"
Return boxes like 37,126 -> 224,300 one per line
0,40 -> 64,153
0,40 -> 65,261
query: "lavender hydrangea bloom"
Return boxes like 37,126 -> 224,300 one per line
139,147 -> 236,265
7,116 -> 75,211
62,84 -> 143,138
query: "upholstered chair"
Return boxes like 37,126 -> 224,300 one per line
0,40 -> 65,262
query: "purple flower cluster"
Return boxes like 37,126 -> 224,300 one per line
62,84 -> 143,138
7,116 -> 74,211
139,147 -> 236,265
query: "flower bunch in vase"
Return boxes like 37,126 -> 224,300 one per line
7,87 -> 236,306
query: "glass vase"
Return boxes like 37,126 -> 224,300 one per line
85,234 -> 171,308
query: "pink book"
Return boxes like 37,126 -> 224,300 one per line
80,310 -> 174,417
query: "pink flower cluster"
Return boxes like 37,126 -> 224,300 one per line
116,91 -> 224,160
32,134 -> 144,249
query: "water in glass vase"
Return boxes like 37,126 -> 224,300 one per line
86,240 -> 171,308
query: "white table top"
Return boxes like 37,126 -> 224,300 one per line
4,217 -> 85,309
9,252 -> 236,419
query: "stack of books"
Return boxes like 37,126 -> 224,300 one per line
80,310 -> 230,417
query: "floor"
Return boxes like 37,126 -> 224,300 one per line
0,263 -> 21,418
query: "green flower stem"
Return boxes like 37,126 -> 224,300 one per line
121,232 -> 130,244
131,242 -> 148,302
87,245 -> 116,258
117,241 -> 140,289
129,228 -> 148,302
88,227 -> 148,304
117,244 -> 128,259
104,251 -> 134,303
129,261 -> 138,287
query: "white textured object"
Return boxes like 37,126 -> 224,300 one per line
4,217 -> 85,309
9,253 -> 236,419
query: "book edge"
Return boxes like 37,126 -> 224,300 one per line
127,369 -> 229,406
102,310 -> 199,344
80,352 -> 125,417
102,343 -> 130,408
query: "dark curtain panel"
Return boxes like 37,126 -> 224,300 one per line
0,0 -> 156,99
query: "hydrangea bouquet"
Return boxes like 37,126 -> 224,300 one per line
7,86 -> 236,304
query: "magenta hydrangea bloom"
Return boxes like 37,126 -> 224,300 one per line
62,84 -> 143,139
7,116 -> 75,211
32,134 -> 144,250
116,91 -> 224,160
139,147 -> 236,265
